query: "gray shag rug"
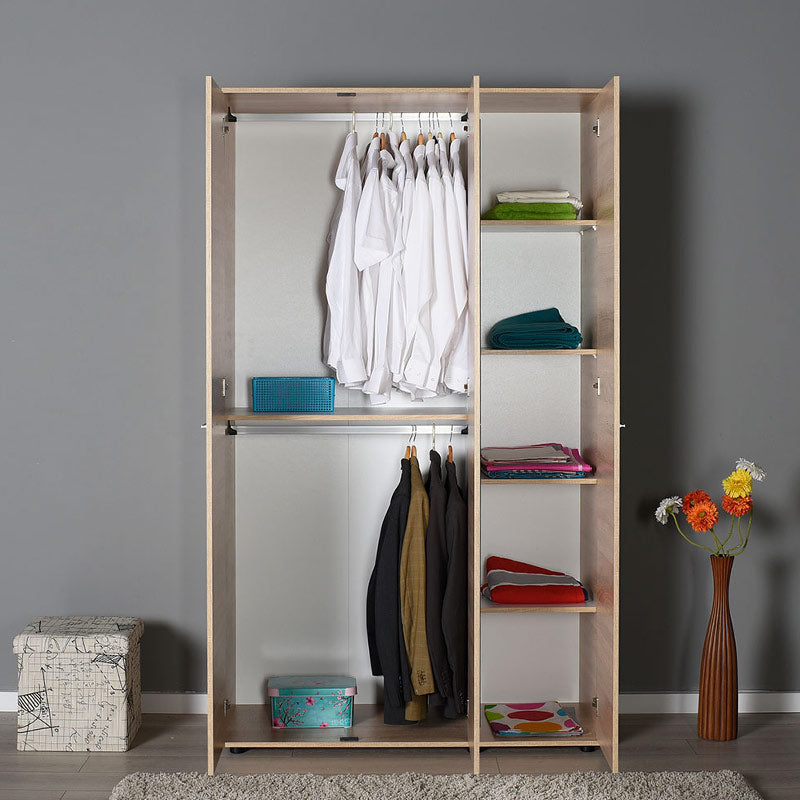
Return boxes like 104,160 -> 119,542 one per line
110,770 -> 763,800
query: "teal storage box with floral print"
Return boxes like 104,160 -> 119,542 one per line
267,676 -> 356,729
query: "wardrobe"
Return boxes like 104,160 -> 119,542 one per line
205,76 -> 619,774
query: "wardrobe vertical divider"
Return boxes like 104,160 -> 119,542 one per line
466,75 -> 483,774
205,76 -> 237,774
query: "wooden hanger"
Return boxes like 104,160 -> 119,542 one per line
380,132 -> 386,151
405,446 -> 411,459
448,445 -> 454,463
411,445 -> 417,458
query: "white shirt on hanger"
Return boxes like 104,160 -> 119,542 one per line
324,130 -> 367,387
354,135 -> 392,384
362,141 -> 399,404
443,136 -> 470,393
398,141 -> 435,399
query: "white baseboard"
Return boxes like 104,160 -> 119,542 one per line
2,690 -> 798,715
620,692 -> 800,713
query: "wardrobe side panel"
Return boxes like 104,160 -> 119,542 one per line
579,76 -> 619,772
467,75 -> 482,774
206,76 -> 236,775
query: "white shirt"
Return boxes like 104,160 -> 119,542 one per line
398,141 -> 435,399
354,136 -> 392,385
324,131 -> 366,386
412,137 -> 457,396
362,142 -> 399,404
388,132 -> 414,386
442,136 -> 470,393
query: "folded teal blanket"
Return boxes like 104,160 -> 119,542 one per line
488,308 -> 582,350
482,203 -> 578,221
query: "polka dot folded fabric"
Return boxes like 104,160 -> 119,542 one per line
484,701 -> 583,736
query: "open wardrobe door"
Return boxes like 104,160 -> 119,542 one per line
205,76 -> 237,775
579,75 -> 620,773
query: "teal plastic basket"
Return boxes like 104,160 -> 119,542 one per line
252,377 -> 335,414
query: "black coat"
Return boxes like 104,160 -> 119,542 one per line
367,458 -> 415,725
425,450 -> 453,704
441,458 -> 468,718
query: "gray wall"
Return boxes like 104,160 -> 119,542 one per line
1,0 -> 798,694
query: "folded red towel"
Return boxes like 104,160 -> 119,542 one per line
482,556 -> 589,604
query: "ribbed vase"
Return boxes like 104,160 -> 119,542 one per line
697,555 -> 738,740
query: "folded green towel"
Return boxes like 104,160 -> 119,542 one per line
482,202 -> 578,221
488,308 -> 583,350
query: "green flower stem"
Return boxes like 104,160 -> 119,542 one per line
719,514 -> 736,551
729,512 -> 753,556
670,512 -> 716,554
710,527 -> 724,554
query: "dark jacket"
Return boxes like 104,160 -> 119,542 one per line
367,458 -> 415,725
441,458 -> 468,718
425,450 -> 453,704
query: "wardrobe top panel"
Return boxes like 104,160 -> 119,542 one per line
480,88 -> 601,113
218,86 -> 609,114
222,87 -> 470,114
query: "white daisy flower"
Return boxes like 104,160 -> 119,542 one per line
735,458 -> 766,482
655,496 -> 682,525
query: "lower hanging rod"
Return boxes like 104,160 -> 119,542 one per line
228,422 -> 468,436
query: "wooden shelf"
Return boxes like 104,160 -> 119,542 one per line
481,598 -> 596,614
224,407 -> 470,423
481,477 -> 597,485
481,220 -> 597,233
479,702 -> 598,747
481,348 -> 597,356
224,704 -> 470,749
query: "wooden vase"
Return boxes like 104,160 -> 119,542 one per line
697,555 -> 738,740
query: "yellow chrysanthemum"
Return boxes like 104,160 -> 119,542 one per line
722,468 -> 752,498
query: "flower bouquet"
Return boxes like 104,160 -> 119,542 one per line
654,458 -> 765,555
653,457 -> 765,741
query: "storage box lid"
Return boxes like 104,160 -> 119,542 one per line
13,616 -> 144,655
267,676 -> 357,697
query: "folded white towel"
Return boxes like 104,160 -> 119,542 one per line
496,191 -> 583,211
497,190 -> 570,201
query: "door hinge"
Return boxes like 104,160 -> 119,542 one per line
223,699 -> 231,715
221,377 -> 228,398
592,117 -> 600,137
593,377 -> 601,396
592,696 -> 599,716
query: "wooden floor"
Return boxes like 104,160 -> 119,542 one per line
1,711 -> 798,800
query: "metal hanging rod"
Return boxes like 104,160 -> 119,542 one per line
234,113 -> 469,124
228,423 -> 468,436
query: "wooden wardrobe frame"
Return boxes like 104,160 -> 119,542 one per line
205,75 -> 620,775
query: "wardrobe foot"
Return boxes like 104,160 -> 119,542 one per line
229,747 -> 250,754
579,746 -> 598,753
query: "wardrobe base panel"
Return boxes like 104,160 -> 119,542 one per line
224,704 -> 470,749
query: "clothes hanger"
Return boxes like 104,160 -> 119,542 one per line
380,112 -> 386,151
405,425 -> 412,460
400,112 -> 407,142
411,425 -> 417,459
427,112 -> 433,141
449,112 -> 456,143
432,423 -> 436,455
417,112 -> 424,146
351,111 -> 357,135
448,425 -> 454,463
373,112 -> 379,140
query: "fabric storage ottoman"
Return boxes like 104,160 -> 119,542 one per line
13,616 -> 143,752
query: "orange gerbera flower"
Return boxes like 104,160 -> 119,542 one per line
685,499 -> 719,532
683,489 -> 711,511
722,493 -> 753,517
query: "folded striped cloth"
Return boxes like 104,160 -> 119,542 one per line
481,556 -> 589,605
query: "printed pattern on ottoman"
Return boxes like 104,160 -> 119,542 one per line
14,616 -> 143,752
